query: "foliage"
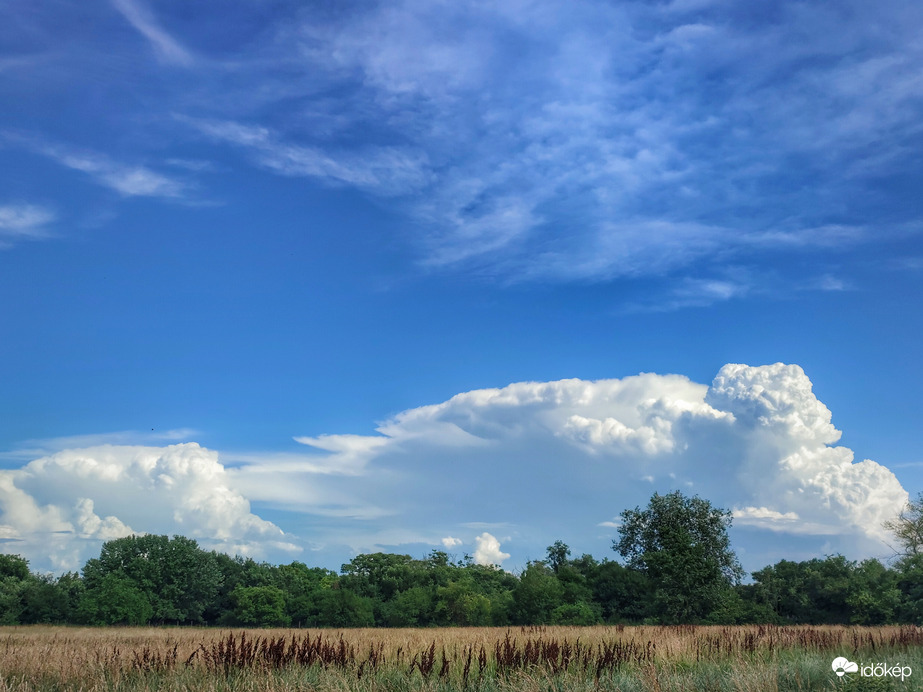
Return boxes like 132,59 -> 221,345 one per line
82,534 -> 222,624
0,554 -> 30,581
512,561 -> 564,624
615,491 -> 743,623
545,540 -> 571,573
3,489 -> 923,627
312,587 -> 375,627
746,555 -> 904,626
591,559 -> 653,622
230,585 -> 289,627
77,572 -> 153,625
895,553 -> 923,624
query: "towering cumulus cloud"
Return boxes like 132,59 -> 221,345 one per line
705,364 -> 906,539
0,364 -> 908,572
274,362 -> 907,564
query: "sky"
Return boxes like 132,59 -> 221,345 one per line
1,0 -> 922,576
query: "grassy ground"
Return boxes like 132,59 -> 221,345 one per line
0,625 -> 920,691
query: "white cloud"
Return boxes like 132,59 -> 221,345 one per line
2,364 -> 908,572
441,536 -> 462,548
182,117 -> 430,196
703,364 -> 908,541
4,133 -> 188,199
0,443 -> 293,571
203,0 -> 912,285
48,149 -> 186,198
0,203 -> 54,246
473,532 -> 510,566
270,363 -> 906,566
292,434 -> 390,474
111,0 -> 194,66
73,498 -> 135,540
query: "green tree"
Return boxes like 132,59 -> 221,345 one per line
77,572 -> 153,625
436,578 -> 492,626
615,491 -> 743,623
748,559 -> 807,622
546,541 -> 571,573
590,560 -> 653,622
231,585 -> 289,627
0,554 -> 31,624
381,585 -> 436,627
512,562 -> 564,624
0,578 -> 25,625
896,553 -> 923,623
461,563 -> 517,625
847,559 -> 901,625
750,556 -> 862,624
0,554 -> 30,581
313,587 -> 375,627
340,553 -> 414,600
20,574 -> 64,624
83,535 -> 222,624
273,562 -> 338,626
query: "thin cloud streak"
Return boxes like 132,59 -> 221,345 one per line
180,116 -> 430,196
3,132 -> 190,199
110,0 -> 194,66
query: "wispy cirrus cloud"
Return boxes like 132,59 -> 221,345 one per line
43,146 -> 187,198
4,132 -> 190,199
166,0 -> 919,284
110,0 -> 194,67
10,0 -> 918,284
180,116 -> 430,196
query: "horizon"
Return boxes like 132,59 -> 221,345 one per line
2,0 -> 922,577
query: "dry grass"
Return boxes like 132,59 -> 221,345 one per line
0,625 -> 921,691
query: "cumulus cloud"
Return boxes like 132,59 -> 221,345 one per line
474,533 -> 510,566
271,362 -> 906,567
2,364 -> 908,572
0,443 -> 293,571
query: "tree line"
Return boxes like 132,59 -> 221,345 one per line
2,490 -> 921,627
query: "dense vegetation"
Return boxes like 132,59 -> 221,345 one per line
3,491 -> 921,628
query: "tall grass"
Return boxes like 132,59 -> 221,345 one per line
1,625 -> 921,691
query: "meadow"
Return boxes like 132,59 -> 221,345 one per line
0,625 -> 921,692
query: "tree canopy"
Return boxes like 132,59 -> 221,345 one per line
0,488 -> 920,627
614,490 -> 743,622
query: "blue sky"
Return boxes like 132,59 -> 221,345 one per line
1,0 -> 922,575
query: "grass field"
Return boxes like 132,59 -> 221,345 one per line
0,625 -> 921,691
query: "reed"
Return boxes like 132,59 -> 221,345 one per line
1,624 -> 921,691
